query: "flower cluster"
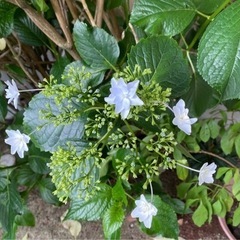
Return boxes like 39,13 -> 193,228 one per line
3,77 -> 217,230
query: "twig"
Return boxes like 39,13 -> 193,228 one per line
5,0 -> 80,60
95,0 -> 104,27
5,39 -> 38,86
129,23 -> 139,43
198,150 -> 236,168
65,0 -> 79,21
78,0 -> 96,26
50,0 -> 72,46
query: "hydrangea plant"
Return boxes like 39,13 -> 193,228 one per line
0,0 -> 240,239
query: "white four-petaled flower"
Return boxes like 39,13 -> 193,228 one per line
198,162 -> 217,185
104,77 -> 144,119
5,79 -> 20,109
171,99 -> 197,135
131,194 -> 157,228
5,130 -> 30,158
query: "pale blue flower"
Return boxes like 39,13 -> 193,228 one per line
104,78 -> 144,119
5,79 -> 20,109
131,194 -> 157,228
171,99 -> 197,135
5,130 -> 30,158
198,162 -> 217,185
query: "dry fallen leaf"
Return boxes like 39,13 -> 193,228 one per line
61,211 -> 82,238
0,38 -> 6,51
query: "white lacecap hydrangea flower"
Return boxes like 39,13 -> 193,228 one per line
104,77 -> 144,119
198,162 -> 217,185
5,129 -> 30,158
5,79 -> 20,109
169,99 -> 197,135
176,161 -> 217,185
131,194 -> 157,228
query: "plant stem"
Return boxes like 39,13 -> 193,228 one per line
188,0 -> 231,50
79,0 -> 96,26
176,161 -> 200,173
198,150 -> 236,168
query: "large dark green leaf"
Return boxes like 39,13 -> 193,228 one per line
38,178 -> 60,205
0,183 -> 23,233
197,1 -> 240,100
0,2 -> 17,37
130,0 -> 196,36
23,93 -> 87,152
28,144 -> 51,174
14,9 -> 48,46
50,57 -> 71,81
65,184 -> 112,221
128,35 -> 190,97
0,96 -> 7,122
73,21 -> 119,70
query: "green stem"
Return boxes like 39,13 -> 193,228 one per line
188,0 -> 231,50
176,161 -> 200,173
19,89 -> 42,93
126,192 -> 135,201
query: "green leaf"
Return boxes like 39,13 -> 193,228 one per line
141,195 -> 178,239
128,36 -> 190,97
112,179 -> 127,206
14,165 -> 41,187
177,182 -> 193,199
38,178 -> 60,205
233,204 -> 240,226
130,0 -> 196,36
29,144 -> 51,174
197,1 -> 240,100
0,96 -> 7,122
65,184 -> 112,221
15,207 -> 35,226
212,200 -> 223,216
50,57 -> 71,81
220,131 -> 235,155
102,203 -> 124,239
192,201 -> 208,227
183,69 -> 219,116
73,21 -> 119,70
31,0 -> 49,12
14,9 -> 48,46
199,122 -> 210,142
235,135 -> 240,158
0,183 -> 23,233
23,93 -> 87,152
0,2 -> 17,37
176,160 -> 189,181
184,136 -> 200,152
208,120 -> 220,139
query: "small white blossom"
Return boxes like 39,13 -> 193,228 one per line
171,99 -> 197,135
5,79 -> 20,109
198,162 -> 217,185
5,130 -> 30,158
104,77 -> 144,119
131,194 -> 157,228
